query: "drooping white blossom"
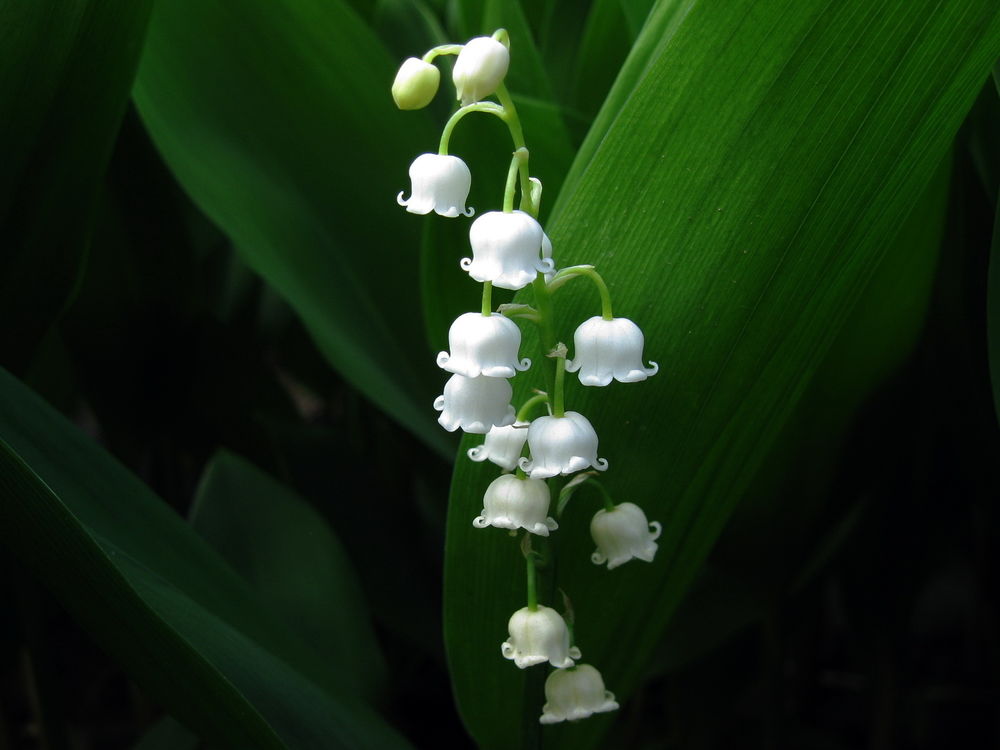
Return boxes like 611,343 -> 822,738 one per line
566,316 -> 658,387
519,411 -> 608,479
461,210 -> 555,290
397,153 -> 474,217
501,605 -> 581,669
539,664 -> 619,724
590,502 -> 661,570
434,374 -> 515,433
467,421 -> 529,471
437,312 -> 530,378
391,57 -> 440,110
452,37 -> 510,105
473,474 -> 558,536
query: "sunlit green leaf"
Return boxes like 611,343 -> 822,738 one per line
442,1 -> 1000,748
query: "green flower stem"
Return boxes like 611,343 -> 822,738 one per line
493,82 -> 535,216
502,151 -> 521,212
531,274 -> 558,403
481,281 -> 493,316
525,545 -> 538,611
516,392 -> 550,422
547,265 -> 614,320
421,44 -> 463,63
438,102 -> 506,155
552,353 -> 566,418
589,478 -> 617,512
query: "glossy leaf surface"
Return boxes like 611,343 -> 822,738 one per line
442,1 -> 1000,747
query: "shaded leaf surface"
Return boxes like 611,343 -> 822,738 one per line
191,450 -> 386,701
0,0 -> 153,370
133,0 -> 449,456
0,368 -> 412,749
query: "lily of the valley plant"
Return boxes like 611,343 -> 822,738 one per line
393,30 -> 660,725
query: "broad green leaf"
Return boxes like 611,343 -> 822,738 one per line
0,368 -> 413,750
133,0 -> 450,457
442,2 -> 1000,748
0,0 -> 153,371
191,450 -> 386,701
655,153 -> 951,675
572,0 -> 632,119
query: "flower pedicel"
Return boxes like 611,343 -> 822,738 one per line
393,28 -> 660,725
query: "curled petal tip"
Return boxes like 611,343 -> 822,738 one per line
396,191 -> 409,206
436,351 -> 450,369
591,550 -> 606,565
517,357 -> 532,371
518,456 -> 532,472
467,446 -> 487,462
564,358 -> 580,373
593,457 -> 609,471
473,515 -> 490,528
645,361 -> 659,376
433,395 -> 445,411
459,257 -> 473,270
545,517 -> 558,531
649,520 -> 662,540
463,206 -> 476,217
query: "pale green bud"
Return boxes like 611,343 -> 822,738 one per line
391,57 -> 440,110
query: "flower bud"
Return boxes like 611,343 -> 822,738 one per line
566,316 -> 658,386
452,37 -> 509,105
467,421 -> 529,471
437,312 -> 530,378
391,57 -> 440,110
501,605 -> 580,669
461,210 -> 554,290
540,664 -> 619,724
473,474 -> 558,536
434,374 -> 515,434
590,502 -> 661,570
397,153 -> 474,218
519,411 -> 608,479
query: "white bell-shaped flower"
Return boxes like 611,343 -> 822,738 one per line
590,502 -> 662,570
501,605 -> 581,669
473,474 -> 558,536
437,312 -> 530,378
434,374 -> 515,434
519,411 -> 608,479
539,664 -> 619,724
452,37 -> 509,105
566,316 -> 659,386
391,57 -> 440,110
461,210 -> 555,290
397,153 -> 474,217
467,421 -> 529,470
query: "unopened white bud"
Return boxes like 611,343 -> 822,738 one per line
452,37 -> 509,105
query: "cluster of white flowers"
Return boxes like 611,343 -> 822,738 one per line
393,30 -> 660,726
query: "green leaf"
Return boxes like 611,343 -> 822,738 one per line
191,449 -> 386,701
442,2 -> 1000,748
133,0 -> 450,457
0,0 -> 153,371
132,716 -> 199,750
0,368 -> 412,750
655,151 -> 950,674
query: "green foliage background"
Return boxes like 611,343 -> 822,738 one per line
1,1 -> 999,748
